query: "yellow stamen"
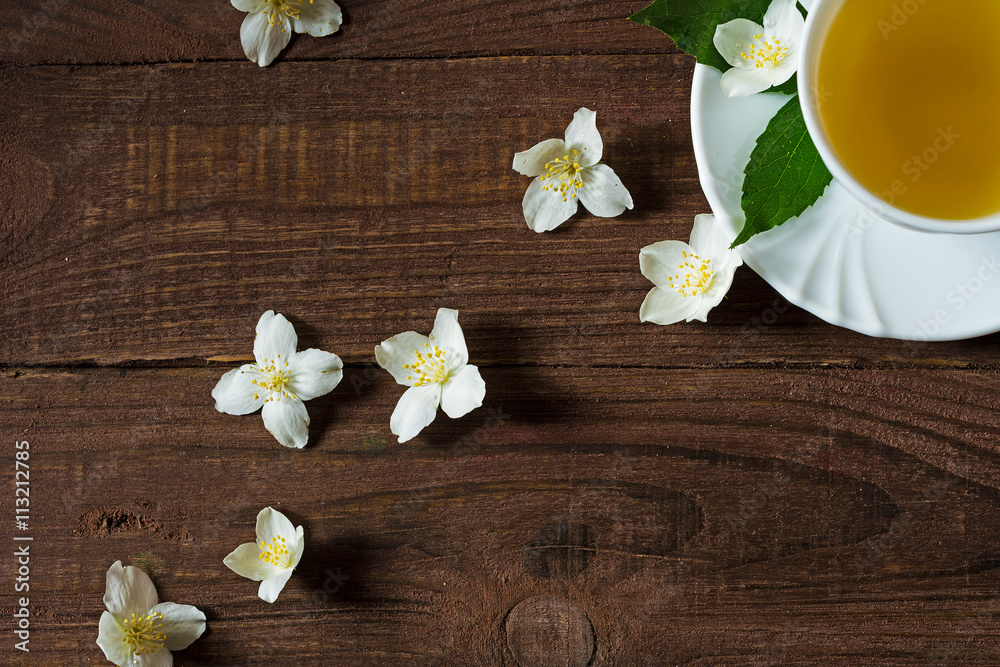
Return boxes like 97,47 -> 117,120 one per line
259,534 -> 291,568
543,149 -> 588,203
259,0 -> 315,26
252,357 -> 298,401
667,251 -> 715,298
121,611 -> 166,656
409,345 -> 448,387
738,33 -> 788,69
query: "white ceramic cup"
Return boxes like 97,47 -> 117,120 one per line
798,0 -> 1000,234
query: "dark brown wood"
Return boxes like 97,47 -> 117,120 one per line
507,596 -> 595,667
0,0 -> 678,65
5,6 -> 1000,664
4,366 -> 1000,664
3,57 -> 999,370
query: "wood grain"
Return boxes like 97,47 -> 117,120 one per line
506,597 -> 596,667
4,366 -> 1000,664
5,5 -> 1000,664
4,56 -> 1000,370
0,0 -> 677,66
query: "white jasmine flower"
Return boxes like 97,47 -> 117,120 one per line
713,0 -> 804,97
375,308 -> 486,443
232,0 -> 343,67
97,561 -> 206,666
639,214 -> 743,324
212,310 -> 343,449
513,107 -> 634,233
224,507 -> 305,603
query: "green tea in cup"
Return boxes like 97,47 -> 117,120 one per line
814,0 -> 1000,222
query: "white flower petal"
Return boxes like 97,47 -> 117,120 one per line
240,11 -> 292,68
772,51 -> 799,86
640,286 -> 703,325
578,164 -> 633,218
763,0 -> 804,47
104,561 -> 158,619
720,65 -> 776,98
390,384 -> 441,443
640,216 -> 743,325
563,108 -> 603,166
231,0 -> 262,11
713,18 -> 764,68
375,331 -> 432,386
131,650 -> 172,667
440,365 -> 486,419
97,611 -> 130,667
689,214 -> 729,256
428,308 -> 469,373
688,214 -> 744,274
290,0 -> 342,37
256,506 -> 297,543
253,311 -> 298,367
212,365 -> 266,415
224,541 -> 280,582
258,568 -> 294,603
290,525 -> 306,569
288,348 -> 343,401
715,249 -> 744,279
513,138 -> 569,177
688,214 -> 722,253
522,176 -> 579,233
152,602 -> 206,652
639,239 -> 692,287
261,396 -> 310,448
696,261 -> 742,320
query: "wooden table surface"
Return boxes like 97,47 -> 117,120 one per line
4,1 -> 1000,665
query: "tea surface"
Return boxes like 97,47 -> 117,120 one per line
819,0 -> 1000,220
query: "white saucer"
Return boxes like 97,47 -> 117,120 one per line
690,66 -> 1000,341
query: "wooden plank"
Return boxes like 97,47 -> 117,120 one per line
3,366 -> 1000,664
0,0 -> 677,65
3,56 -> 998,369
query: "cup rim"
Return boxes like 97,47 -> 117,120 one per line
798,0 -> 1000,235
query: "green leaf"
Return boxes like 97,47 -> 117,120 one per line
733,95 -> 832,247
769,77 -> 799,96
628,0 -> 804,94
